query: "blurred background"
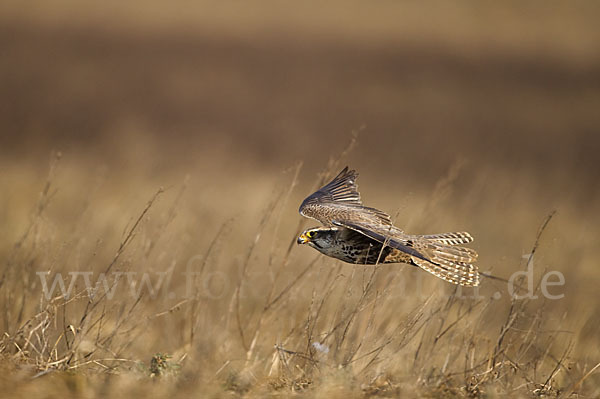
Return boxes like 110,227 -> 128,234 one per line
2,1 -> 600,178
2,0 -> 599,287
1,1 -> 599,396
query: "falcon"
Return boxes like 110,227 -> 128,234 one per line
297,167 -> 479,286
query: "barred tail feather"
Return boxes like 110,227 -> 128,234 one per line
422,231 -> 474,245
426,241 -> 478,263
411,240 -> 480,286
412,256 -> 480,287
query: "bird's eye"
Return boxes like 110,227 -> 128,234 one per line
306,231 -> 315,238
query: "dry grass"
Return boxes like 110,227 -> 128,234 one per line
0,146 -> 598,398
1,2 -> 600,397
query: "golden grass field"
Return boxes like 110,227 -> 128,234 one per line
1,2 -> 600,397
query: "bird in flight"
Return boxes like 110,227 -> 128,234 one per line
297,167 -> 479,286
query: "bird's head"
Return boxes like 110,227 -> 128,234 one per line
297,227 -> 338,250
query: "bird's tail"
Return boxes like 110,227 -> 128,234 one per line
411,232 -> 480,287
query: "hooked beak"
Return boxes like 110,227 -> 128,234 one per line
297,233 -> 309,245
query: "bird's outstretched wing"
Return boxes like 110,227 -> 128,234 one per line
300,166 -> 363,207
299,167 -> 391,226
299,167 -> 431,262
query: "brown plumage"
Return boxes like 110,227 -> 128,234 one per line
298,167 -> 480,286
